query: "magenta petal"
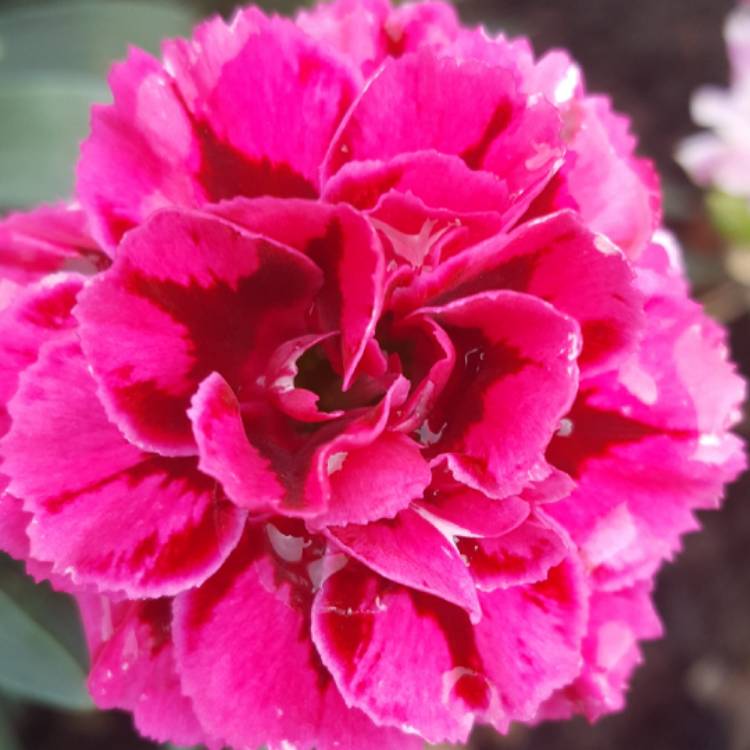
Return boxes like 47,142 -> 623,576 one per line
540,581 -> 662,721
75,208 -> 323,455
396,210 -> 644,375
323,150 -> 511,218
458,511 -> 571,591
314,431 -> 430,527
471,558 -> 588,732
312,560 -> 480,743
0,273 -> 83,437
298,0 -> 461,79
81,596 -> 210,747
0,338 -> 245,597
0,494 -> 32,560
173,529 -> 418,750
189,373 -> 285,512
77,48 -> 199,249
79,13 -> 357,249
420,290 -> 580,498
0,202 -> 104,281
164,9 -> 357,196
324,50 -> 563,207
210,198 -> 385,384
327,507 -> 481,619
308,378 -> 431,528
418,485 -> 530,538
312,556 -> 587,742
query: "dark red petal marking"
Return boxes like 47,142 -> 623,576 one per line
75,209 -> 323,455
0,337 -> 245,597
173,526 -> 417,750
420,291 -> 580,498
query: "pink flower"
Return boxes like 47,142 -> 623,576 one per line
677,5 -> 750,198
0,1 -> 744,747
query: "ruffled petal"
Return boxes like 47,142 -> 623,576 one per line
323,49 -> 563,209
0,202 -> 104,281
173,527 -> 418,750
209,198 -> 385,384
0,337 -> 245,597
458,510 -> 570,591
394,210 -> 644,375
188,372 -> 285,513
418,290 -> 580,498
312,555 -> 587,742
526,96 -> 661,259
327,507 -> 481,619
80,595 -> 212,747
75,208 -> 323,455
0,273 -> 83,437
78,11 -> 357,249
540,581 -> 663,721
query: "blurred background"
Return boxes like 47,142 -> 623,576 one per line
0,0 -> 749,749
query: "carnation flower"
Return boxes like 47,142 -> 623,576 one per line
0,1 -> 745,748
676,4 -> 750,199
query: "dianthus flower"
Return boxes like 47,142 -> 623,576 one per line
677,4 -> 750,199
0,1 -> 745,748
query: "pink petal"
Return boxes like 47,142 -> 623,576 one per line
75,208 -> 323,455
308,377 -> 431,527
164,9 -> 356,193
418,290 -> 580,498
0,273 -> 83,437
471,557 -> 588,732
540,581 -> 662,721
312,559 -> 479,743
312,556 -> 587,742
0,202 -> 104,281
298,0 -> 461,79
0,337 -> 245,597
76,48 -> 200,250
80,595 -> 211,747
323,50 -> 563,208
78,12 -> 357,250
548,391 -> 745,589
364,189 -> 507,270
173,527 -> 418,750
0,493 -> 32,560
209,198 -> 385,385
394,210 -> 644,375
586,292 -> 744,436
417,481 -> 530,538
190,368 -> 427,523
327,507 -> 480,619
188,373 -> 285,512
323,150 -> 511,218
458,510 -> 570,591
526,96 -> 661,259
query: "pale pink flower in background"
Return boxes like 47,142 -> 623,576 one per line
677,4 -> 750,199
0,1 -> 744,748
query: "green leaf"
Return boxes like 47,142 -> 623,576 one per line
706,190 -> 750,245
0,556 -> 88,670
0,556 -> 91,710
